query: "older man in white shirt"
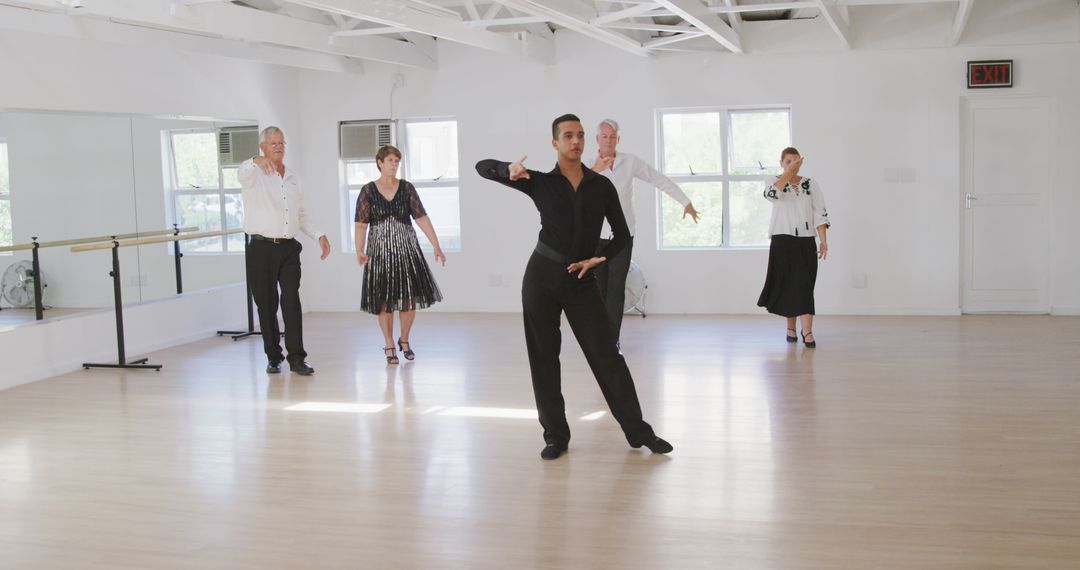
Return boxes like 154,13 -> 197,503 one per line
591,118 -> 700,344
240,126 -> 330,375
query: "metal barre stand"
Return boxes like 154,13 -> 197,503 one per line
82,238 -> 162,371
216,234 -> 279,341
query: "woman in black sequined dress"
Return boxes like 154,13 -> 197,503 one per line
355,145 -> 445,364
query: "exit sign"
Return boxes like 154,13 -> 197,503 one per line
968,60 -> 1013,89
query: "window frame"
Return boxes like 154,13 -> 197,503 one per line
341,117 -> 461,253
165,127 -> 245,255
0,138 -> 12,254
655,105 -> 792,251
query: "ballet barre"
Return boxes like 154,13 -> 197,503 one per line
71,228 -> 244,371
0,226 -> 198,320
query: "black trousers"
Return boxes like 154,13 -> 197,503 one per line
247,238 -> 306,365
595,236 -> 634,341
522,251 -> 655,448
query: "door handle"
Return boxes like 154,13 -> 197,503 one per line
965,193 -> 978,209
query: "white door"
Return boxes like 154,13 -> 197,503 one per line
961,96 -> 1052,313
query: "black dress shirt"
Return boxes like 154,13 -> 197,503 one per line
476,160 -> 630,262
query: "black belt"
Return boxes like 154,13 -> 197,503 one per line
250,234 -> 295,244
534,241 -> 570,265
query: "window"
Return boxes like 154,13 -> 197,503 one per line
0,139 -> 11,251
657,108 -> 791,249
341,119 -> 461,252
165,127 -> 254,254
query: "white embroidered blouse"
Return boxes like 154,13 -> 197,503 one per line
763,175 -> 830,237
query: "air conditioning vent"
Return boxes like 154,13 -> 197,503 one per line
218,127 -> 259,166
341,121 -> 394,161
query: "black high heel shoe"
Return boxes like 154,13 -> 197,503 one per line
383,346 -> 399,364
397,338 -> 415,361
801,331 -> 816,348
631,436 -> 673,454
786,328 -> 797,343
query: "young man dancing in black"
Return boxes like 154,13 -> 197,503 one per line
476,114 -> 673,460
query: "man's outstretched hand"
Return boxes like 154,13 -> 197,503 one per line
509,156 -> 531,181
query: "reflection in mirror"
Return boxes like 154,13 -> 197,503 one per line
0,110 -> 140,325
132,117 -> 255,304
0,110 -> 255,327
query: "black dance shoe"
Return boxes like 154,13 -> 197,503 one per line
397,338 -> 416,361
632,436 -> 673,454
540,444 -> 567,460
266,360 -> 282,374
801,331 -> 816,348
289,361 -> 315,375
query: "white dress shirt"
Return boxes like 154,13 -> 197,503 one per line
763,175 -> 830,237
592,152 -> 691,237
238,159 -> 324,240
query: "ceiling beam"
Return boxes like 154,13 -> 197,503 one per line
461,0 -> 482,20
590,3 -> 659,25
483,2 -> 504,19
817,0 -> 851,48
643,31 -> 704,48
408,0 -> 463,19
723,0 -> 743,36
653,0 -> 742,53
3,0 -> 436,68
280,0 -> 528,55
709,1 -> 818,13
841,0 -> 958,6
950,0 -> 973,45
600,22 -> 700,33
466,16 -> 549,27
491,0 -> 652,57
332,26 -> 407,36
0,4 -> 365,73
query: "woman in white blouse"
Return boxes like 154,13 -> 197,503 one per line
757,147 -> 830,348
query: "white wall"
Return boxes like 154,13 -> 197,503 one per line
0,284 -> 247,391
294,5 -> 1080,316
0,27 -> 301,130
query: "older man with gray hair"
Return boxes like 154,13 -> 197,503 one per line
239,125 -> 330,375
591,118 -> 700,345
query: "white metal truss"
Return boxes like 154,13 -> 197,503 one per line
2,0 -> 1076,70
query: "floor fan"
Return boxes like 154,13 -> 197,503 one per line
624,260 -> 647,317
1,260 -> 46,309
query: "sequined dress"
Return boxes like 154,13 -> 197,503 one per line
355,180 -> 443,314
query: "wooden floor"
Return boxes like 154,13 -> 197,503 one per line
1,313 -> 1079,569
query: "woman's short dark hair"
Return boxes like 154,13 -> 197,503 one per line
780,147 -> 800,161
552,114 -> 581,139
376,144 -> 402,163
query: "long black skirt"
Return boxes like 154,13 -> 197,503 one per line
360,219 -> 443,315
757,234 -> 818,318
